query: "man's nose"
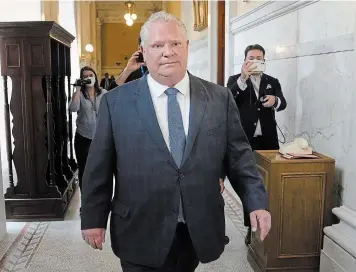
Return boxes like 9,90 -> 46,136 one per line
162,44 -> 174,57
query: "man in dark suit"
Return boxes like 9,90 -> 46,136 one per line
227,44 -> 286,245
227,44 -> 287,151
115,36 -> 148,87
81,12 -> 271,272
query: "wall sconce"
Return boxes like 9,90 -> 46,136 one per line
124,1 -> 137,26
80,44 -> 95,67
85,44 -> 94,53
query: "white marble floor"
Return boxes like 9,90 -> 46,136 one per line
0,189 -> 260,272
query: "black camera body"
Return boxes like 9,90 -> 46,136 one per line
73,78 -> 91,87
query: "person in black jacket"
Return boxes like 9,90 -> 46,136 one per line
115,36 -> 148,86
227,44 -> 286,245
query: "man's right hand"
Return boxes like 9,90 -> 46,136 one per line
126,51 -> 145,72
241,61 -> 256,81
82,228 -> 106,250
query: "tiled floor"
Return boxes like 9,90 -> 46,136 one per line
0,187 -> 260,272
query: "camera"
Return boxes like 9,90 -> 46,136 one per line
250,59 -> 266,73
73,78 -> 91,87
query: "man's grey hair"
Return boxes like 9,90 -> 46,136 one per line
140,11 -> 188,47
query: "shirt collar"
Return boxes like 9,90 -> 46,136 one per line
147,71 -> 189,98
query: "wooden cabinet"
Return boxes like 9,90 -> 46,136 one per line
0,21 -> 78,220
250,151 -> 335,272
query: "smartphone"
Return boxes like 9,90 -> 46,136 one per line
250,60 -> 266,73
136,52 -> 144,63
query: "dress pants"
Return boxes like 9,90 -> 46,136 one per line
74,132 -> 92,192
120,223 -> 199,272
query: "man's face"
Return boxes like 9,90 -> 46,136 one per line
105,73 -> 109,78
245,49 -> 264,62
142,20 -> 189,86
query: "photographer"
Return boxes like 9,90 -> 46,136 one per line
227,44 -> 287,245
115,36 -> 147,86
69,66 -> 107,194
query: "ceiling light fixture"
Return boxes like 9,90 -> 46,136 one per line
124,1 -> 137,26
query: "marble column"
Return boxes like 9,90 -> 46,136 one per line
41,0 -> 59,23
95,18 -> 102,79
207,0 -> 218,84
76,1 -> 96,69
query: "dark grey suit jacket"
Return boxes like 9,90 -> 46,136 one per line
81,73 -> 267,267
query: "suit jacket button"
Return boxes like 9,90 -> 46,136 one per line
179,174 -> 184,179
254,123 -> 257,126
258,108 -> 260,111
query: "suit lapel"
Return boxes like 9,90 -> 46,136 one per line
182,74 -> 207,166
258,74 -> 268,98
134,75 -> 176,168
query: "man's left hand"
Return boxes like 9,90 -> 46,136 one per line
262,95 -> 276,108
249,210 -> 271,241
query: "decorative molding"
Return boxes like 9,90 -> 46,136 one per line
233,33 -> 354,64
231,0 -> 319,35
96,1 -> 163,24
320,236 -> 356,271
188,36 -> 208,53
323,206 -> 356,258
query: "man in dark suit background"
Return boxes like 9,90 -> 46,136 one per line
227,44 -> 287,151
227,44 -> 287,245
81,12 -> 271,272
115,36 -> 148,87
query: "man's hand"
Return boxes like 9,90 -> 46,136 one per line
241,61 -> 257,81
219,178 -> 225,193
126,51 -> 145,73
249,210 -> 271,241
262,95 -> 276,108
82,228 -> 106,250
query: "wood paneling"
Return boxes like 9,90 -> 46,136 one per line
0,21 -> 78,220
249,150 -> 335,271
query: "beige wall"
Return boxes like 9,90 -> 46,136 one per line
181,0 -> 208,41
101,22 -> 143,76
166,1 -> 181,19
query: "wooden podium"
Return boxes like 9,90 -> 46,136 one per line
250,150 -> 335,272
0,22 -> 78,220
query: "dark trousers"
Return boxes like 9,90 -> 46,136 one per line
74,132 -> 92,191
250,135 -> 278,151
121,223 -> 199,272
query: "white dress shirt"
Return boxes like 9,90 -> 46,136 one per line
237,74 -> 281,137
147,72 -> 190,150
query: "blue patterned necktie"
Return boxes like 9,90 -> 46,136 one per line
165,88 -> 186,168
165,87 -> 186,222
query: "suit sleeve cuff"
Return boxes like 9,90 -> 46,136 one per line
274,97 -> 281,110
237,77 -> 248,91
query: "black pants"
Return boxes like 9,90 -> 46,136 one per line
250,135 -> 279,151
74,132 -> 92,191
121,223 -> 199,272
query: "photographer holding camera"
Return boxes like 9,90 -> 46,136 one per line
69,66 -> 107,195
115,36 -> 147,86
227,44 -> 287,245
